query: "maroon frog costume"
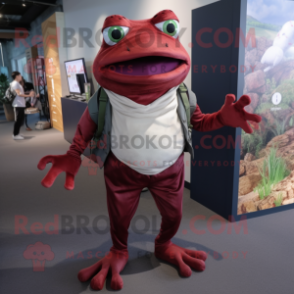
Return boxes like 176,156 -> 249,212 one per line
38,10 -> 261,291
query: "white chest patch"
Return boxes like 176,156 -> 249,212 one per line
104,86 -> 185,175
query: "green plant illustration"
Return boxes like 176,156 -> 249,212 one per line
268,119 -> 287,137
255,147 -> 290,199
274,193 -> 283,207
242,129 -> 267,158
274,79 -> 294,106
265,78 -> 277,96
289,116 -> 294,127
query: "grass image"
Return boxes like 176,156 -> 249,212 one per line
274,193 -> 283,207
269,119 -> 288,137
242,129 -> 267,158
255,147 -> 290,199
274,79 -> 294,106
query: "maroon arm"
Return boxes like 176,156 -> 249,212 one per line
191,105 -> 223,132
67,108 -> 98,158
38,108 -> 97,190
191,94 -> 262,133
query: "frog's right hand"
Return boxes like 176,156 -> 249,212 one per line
37,154 -> 81,190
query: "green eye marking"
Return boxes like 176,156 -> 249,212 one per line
163,20 -> 178,36
108,26 -> 125,43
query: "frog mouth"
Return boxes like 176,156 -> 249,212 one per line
106,56 -> 185,76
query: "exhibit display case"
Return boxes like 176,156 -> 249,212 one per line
190,0 -> 294,221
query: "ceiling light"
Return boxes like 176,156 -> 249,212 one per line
22,3 -> 26,6
0,14 -> 2,18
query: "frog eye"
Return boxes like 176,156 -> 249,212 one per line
155,20 -> 180,39
103,26 -> 129,46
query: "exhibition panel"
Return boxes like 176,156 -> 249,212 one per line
191,0 -> 243,220
191,0 -> 294,220
238,0 -> 294,214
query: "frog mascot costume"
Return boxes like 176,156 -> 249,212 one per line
38,10 -> 261,291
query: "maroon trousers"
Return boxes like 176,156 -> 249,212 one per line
104,151 -> 185,253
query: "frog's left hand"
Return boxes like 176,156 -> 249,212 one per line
218,94 -> 262,133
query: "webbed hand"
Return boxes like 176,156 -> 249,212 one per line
218,94 -> 262,133
38,154 -> 81,190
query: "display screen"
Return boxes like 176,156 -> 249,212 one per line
238,0 -> 294,214
64,58 -> 88,94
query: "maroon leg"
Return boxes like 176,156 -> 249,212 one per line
78,152 -> 149,290
149,154 -> 207,277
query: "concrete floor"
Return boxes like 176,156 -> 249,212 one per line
0,112 -> 294,294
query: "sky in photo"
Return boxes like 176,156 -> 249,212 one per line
247,0 -> 294,25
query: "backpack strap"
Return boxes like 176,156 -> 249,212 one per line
178,83 -> 197,129
87,89 -> 99,123
93,87 -> 108,141
185,84 -> 197,116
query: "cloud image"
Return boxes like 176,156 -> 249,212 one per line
247,0 -> 294,26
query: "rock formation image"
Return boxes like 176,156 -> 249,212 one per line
238,15 -> 294,214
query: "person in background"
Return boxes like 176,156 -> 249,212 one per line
11,71 -> 34,140
20,78 -> 40,131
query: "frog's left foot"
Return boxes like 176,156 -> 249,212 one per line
155,243 -> 207,277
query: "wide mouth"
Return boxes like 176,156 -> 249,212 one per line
105,56 -> 185,76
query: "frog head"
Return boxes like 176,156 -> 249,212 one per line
93,10 -> 190,104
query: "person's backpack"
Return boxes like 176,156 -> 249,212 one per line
92,83 -> 197,142
3,86 -> 17,104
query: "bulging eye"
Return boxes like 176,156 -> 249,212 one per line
155,20 -> 180,38
103,26 -> 129,46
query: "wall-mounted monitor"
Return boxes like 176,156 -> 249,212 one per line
64,58 -> 88,94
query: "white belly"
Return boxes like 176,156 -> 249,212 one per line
105,86 -> 185,175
